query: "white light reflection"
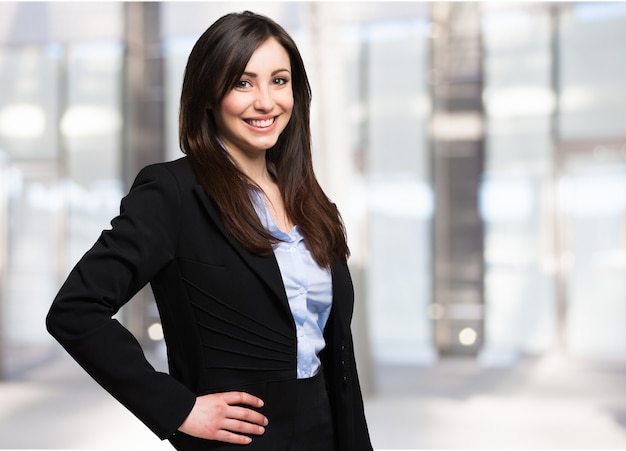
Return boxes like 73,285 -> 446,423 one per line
483,86 -> 555,117
481,9 -> 532,34
559,172 -> 626,218
368,175 -> 434,219
147,323 -> 164,341
560,85 -> 595,113
25,179 -> 123,213
0,104 -> 46,138
60,105 -> 121,137
479,175 -> 534,222
459,327 -> 478,346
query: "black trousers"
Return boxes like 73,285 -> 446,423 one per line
290,371 -> 336,451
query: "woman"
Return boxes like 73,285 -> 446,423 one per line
46,11 -> 372,451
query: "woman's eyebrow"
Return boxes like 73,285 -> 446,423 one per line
241,68 -> 291,78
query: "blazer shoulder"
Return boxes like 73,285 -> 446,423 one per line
140,157 -> 196,186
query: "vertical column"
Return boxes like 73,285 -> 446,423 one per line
430,3 -> 485,356
0,156 -> 7,379
121,2 -> 165,346
122,2 -> 165,185
549,5 -> 567,353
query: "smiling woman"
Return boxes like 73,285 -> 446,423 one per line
47,10 -> 373,451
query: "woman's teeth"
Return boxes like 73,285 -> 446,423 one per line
246,117 -> 275,128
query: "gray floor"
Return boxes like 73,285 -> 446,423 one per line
1,345 -> 626,449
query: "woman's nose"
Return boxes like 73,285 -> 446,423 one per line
254,86 -> 274,111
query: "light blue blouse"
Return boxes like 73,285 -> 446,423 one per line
249,188 -> 332,379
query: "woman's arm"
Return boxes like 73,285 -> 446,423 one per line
46,164 -> 196,439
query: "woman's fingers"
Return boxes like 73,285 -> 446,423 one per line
222,391 -> 265,409
177,391 -> 268,443
220,391 -> 268,430
222,415 -> 266,435
229,405 -> 268,427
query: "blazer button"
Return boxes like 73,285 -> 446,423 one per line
341,343 -> 348,384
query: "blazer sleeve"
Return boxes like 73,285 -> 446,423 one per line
46,163 -> 196,440
323,263 -> 373,450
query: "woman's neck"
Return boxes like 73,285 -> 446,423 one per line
241,159 -> 273,188
220,143 -> 271,187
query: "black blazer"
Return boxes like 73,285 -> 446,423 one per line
46,157 -> 372,451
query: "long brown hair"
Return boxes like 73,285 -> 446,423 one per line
179,11 -> 349,267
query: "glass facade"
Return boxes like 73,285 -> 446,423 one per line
559,3 -> 626,139
480,5 -> 556,360
557,3 -> 626,359
360,16 -> 434,363
1,1 -> 625,371
0,2 -> 124,345
480,2 -> 626,362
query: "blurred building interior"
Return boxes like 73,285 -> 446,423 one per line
0,1 -> 625,448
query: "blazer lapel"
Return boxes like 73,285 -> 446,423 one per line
191,185 -> 290,312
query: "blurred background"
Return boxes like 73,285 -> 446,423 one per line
0,1 -> 625,449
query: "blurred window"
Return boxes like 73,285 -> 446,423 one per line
0,3 -> 123,346
559,3 -> 626,139
360,16 -> 434,364
560,153 -> 626,358
0,45 -> 59,160
63,41 -> 124,265
481,5 -> 557,358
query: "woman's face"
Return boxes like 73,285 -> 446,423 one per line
215,37 -> 294,162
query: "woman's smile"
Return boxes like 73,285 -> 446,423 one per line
244,115 -> 278,129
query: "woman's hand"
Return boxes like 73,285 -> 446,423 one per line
178,392 -> 268,444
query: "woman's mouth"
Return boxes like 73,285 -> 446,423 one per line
245,117 -> 276,128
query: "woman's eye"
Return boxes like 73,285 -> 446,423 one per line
235,80 -> 251,89
273,77 -> 288,86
